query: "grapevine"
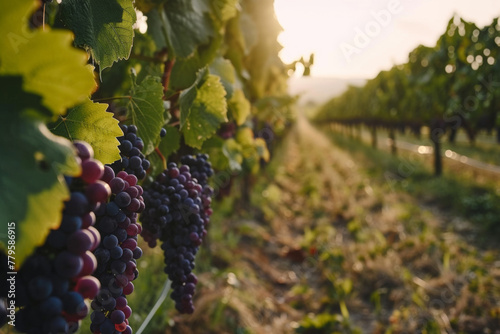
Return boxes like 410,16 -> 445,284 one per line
140,158 -> 214,314
5,141 -> 107,333
1,0 -> 291,332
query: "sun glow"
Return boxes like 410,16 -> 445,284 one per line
273,0 -> 500,78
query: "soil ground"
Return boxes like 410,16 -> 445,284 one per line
166,116 -> 500,334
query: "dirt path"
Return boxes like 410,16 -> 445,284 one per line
173,117 -> 500,334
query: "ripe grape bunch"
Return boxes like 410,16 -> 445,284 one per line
109,124 -> 150,181
140,155 -> 214,314
9,141 -> 108,334
89,166 -> 144,334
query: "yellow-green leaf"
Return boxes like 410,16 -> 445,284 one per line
0,114 -> 81,267
51,99 -> 123,164
229,89 -> 250,125
180,71 -> 228,149
0,27 -> 96,117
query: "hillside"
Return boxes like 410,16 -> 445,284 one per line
288,76 -> 366,106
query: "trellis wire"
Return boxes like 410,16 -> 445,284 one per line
135,279 -> 172,334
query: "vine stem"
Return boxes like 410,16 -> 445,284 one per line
155,147 -> 167,170
42,4 -> 46,31
136,279 -> 172,334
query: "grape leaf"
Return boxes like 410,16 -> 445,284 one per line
162,0 -> 214,58
201,136 -> 241,172
235,127 -> 255,146
51,99 -> 122,164
180,70 -> 228,149
135,0 -> 165,13
143,8 -> 167,50
170,37 -> 222,90
223,138 -> 243,171
210,0 -> 238,24
128,73 -> 165,155
209,57 -> 236,98
255,138 -> 270,162
0,0 -> 36,52
59,0 -> 136,72
229,89 -> 250,125
0,26 -> 96,117
148,125 -> 180,177
0,76 -> 52,117
0,114 -> 81,268
158,126 -> 181,159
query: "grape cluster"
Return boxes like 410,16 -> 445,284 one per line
180,154 -> 214,187
89,166 -> 144,334
140,157 -> 214,313
12,141 -> 108,334
109,125 -> 150,181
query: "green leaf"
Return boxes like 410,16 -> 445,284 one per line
0,0 -> 37,53
228,89 -> 250,125
158,125 -> 181,159
0,114 -> 81,267
0,26 -> 96,116
162,0 -> 214,58
210,0 -> 238,24
51,99 -> 122,164
0,0 -> 96,117
144,8 -> 167,50
209,57 -> 236,98
180,70 -> 228,149
170,56 -> 204,91
170,37 -> 222,90
255,138 -> 270,162
223,138 -> 243,171
128,73 -> 165,155
59,0 -> 136,72
0,76 -> 52,118
135,0 -> 165,13
235,127 -> 254,146
201,137 -> 243,172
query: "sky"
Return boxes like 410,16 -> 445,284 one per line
273,0 -> 500,79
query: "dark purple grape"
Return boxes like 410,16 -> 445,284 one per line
40,296 -> 63,316
91,169 -> 144,332
11,141 -> 108,334
55,251 -> 83,278
91,310 -> 106,325
73,141 -> 93,161
86,181 -> 111,204
62,291 -> 85,314
28,276 -> 53,301
103,235 -> 118,249
109,125 -> 150,180
49,316 -> 69,333
81,159 -> 104,184
75,276 -> 100,299
67,230 -> 93,255
140,156 -> 214,314
65,192 -> 89,217
110,309 -> 125,324
119,140 -> 133,153
115,191 -> 131,208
